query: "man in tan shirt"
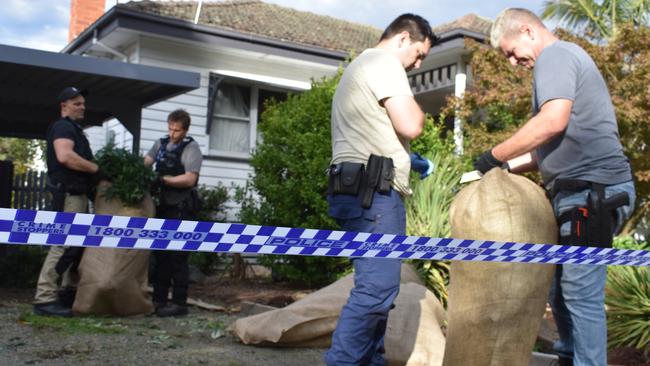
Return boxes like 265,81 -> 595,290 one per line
325,14 -> 437,366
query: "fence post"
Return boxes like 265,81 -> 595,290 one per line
0,160 -> 13,257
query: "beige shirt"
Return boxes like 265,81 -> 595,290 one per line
331,48 -> 413,195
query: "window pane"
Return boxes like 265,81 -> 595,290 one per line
209,81 -> 251,153
215,83 -> 250,118
258,89 -> 287,121
256,89 -> 288,145
210,117 -> 250,153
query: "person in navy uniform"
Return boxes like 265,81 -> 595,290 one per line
34,87 -> 105,317
144,109 -> 203,317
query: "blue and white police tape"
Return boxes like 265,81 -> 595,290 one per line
1,208 -> 649,267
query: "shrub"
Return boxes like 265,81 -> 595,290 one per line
0,245 -> 47,287
94,143 -> 156,206
235,72 -> 350,286
606,237 -> 650,352
196,184 -> 229,222
190,184 -> 230,275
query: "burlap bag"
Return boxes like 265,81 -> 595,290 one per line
233,264 -> 447,365
442,169 -> 556,366
73,181 -> 155,316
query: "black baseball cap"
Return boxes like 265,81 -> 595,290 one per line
57,87 -> 88,103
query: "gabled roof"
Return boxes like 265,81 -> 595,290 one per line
122,0 -> 382,54
433,13 -> 492,37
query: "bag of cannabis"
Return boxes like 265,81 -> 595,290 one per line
442,169 -> 556,366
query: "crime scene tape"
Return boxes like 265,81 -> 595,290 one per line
1,208 -> 649,267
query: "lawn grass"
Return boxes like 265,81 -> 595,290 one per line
18,306 -> 127,335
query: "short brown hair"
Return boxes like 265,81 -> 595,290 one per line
168,109 -> 191,130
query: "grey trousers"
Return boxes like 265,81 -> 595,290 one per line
33,194 -> 88,304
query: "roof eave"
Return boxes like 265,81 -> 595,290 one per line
63,5 -> 349,61
436,28 -> 488,44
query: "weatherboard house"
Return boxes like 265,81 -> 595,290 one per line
64,0 -> 491,206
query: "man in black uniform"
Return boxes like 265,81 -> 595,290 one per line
144,109 -> 203,317
34,87 -> 102,317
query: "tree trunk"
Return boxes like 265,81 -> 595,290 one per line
230,254 -> 247,280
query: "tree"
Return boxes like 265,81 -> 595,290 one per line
556,25 -> 650,232
541,0 -> 650,39
448,24 -> 650,234
0,137 -> 45,174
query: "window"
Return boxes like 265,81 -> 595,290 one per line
256,88 -> 288,145
209,82 -> 251,154
207,74 -> 289,158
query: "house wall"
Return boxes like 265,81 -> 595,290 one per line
89,35 -> 339,218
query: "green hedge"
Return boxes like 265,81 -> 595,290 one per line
235,73 -> 347,286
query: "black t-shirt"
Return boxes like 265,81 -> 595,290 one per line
46,117 -> 94,191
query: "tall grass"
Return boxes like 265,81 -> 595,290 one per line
405,150 -> 463,307
606,237 -> 650,352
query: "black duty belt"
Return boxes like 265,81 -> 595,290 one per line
547,178 -> 602,200
551,178 -> 630,248
328,154 -> 394,209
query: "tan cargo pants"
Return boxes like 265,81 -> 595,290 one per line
33,194 -> 88,304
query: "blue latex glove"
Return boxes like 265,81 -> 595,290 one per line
410,152 -> 434,179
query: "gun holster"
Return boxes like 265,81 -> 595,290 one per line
328,155 -> 395,209
557,183 -> 629,248
328,162 -> 364,195
360,155 -> 394,209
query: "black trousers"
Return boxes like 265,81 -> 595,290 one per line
152,205 -> 193,305
152,250 -> 189,305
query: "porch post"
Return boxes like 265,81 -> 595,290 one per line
453,73 -> 466,156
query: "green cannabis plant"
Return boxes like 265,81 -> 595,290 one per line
94,143 -> 156,206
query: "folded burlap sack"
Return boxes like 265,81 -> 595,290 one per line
233,264 -> 447,366
442,169 -> 557,366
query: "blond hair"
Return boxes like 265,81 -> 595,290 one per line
490,8 -> 546,48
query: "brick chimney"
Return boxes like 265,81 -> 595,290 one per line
69,0 -> 106,42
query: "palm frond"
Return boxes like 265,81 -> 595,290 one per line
606,264 -> 650,351
542,0 -> 612,37
406,149 -> 463,307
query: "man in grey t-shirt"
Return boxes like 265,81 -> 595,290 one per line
474,8 -> 635,366
144,109 -> 203,317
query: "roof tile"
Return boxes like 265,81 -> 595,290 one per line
122,1 -> 492,53
123,0 -> 382,54
432,13 -> 492,36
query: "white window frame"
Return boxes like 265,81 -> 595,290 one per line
207,72 -> 304,160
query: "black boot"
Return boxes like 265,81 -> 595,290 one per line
33,302 -> 72,317
558,357 -> 573,366
155,303 -> 188,317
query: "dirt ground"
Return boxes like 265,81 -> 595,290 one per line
1,276 -> 647,366
0,277 -> 324,366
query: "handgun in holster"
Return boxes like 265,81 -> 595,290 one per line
360,154 -> 394,209
558,184 -> 629,248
